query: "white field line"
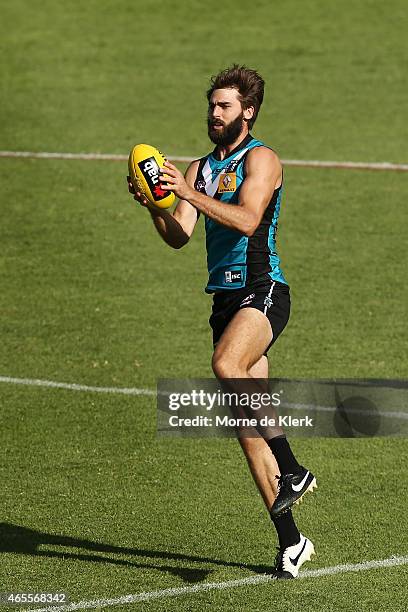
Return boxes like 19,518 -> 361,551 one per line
283,401 -> 408,421
0,375 -> 406,421
24,554 -> 408,612
0,376 -> 155,397
1,150 -> 408,171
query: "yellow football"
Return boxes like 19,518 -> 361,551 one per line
128,144 -> 175,209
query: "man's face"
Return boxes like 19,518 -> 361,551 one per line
207,88 -> 246,146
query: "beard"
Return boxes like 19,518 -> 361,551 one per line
207,111 -> 245,145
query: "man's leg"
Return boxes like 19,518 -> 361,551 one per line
239,354 -> 278,508
212,307 -> 316,517
238,355 -> 300,550
212,311 -> 315,577
238,355 -> 301,554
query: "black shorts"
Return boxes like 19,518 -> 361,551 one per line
209,281 -> 290,354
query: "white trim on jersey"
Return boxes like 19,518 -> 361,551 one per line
201,146 -> 252,197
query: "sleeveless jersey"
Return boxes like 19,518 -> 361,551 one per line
194,134 -> 288,293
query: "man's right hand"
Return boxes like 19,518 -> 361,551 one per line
126,160 -> 199,249
126,176 -> 150,208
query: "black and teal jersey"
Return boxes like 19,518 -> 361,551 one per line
194,134 -> 288,293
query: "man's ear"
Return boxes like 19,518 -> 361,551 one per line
243,106 -> 255,122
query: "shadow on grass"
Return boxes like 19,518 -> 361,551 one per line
1,522 -> 273,583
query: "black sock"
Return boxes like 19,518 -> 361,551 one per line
271,509 -> 300,549
267,435 -> 301,474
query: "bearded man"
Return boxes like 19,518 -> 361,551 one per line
127,65 -> 317,578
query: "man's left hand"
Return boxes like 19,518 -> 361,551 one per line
160,161 -> 193,201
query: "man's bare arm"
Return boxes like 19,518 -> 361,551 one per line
127,160 -> 200,249
161,148 -> 281,237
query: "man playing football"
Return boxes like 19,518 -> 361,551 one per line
127,65 -> 317,578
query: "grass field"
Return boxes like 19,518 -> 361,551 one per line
1,1 -> 407,611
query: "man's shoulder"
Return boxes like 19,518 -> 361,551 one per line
190,154 -> 211,171
246,144 -> 281,169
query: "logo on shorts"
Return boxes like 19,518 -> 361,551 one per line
240,293 -> 255,307
225,270 -> 242,283
264,296 -> 274,309
218,172 -> 237,193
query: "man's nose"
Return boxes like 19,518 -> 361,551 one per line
211,105 -> 220,118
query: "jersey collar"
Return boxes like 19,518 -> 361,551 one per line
211,133 -> 254,162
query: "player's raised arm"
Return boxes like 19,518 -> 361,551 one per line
127,160 -> 200,249
160,148 -> 281,236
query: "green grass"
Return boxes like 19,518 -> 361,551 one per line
1,0 -> 407,161
1,1 -> 407,610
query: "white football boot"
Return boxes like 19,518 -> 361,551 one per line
273,533 -> 315,579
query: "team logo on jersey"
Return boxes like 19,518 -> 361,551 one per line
195,179 -> 206,193
225,159 -> 240,172
218,172 -> 237,193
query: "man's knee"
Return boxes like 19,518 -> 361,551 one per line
211,352 -> 229,378
212,351 -> 247,379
